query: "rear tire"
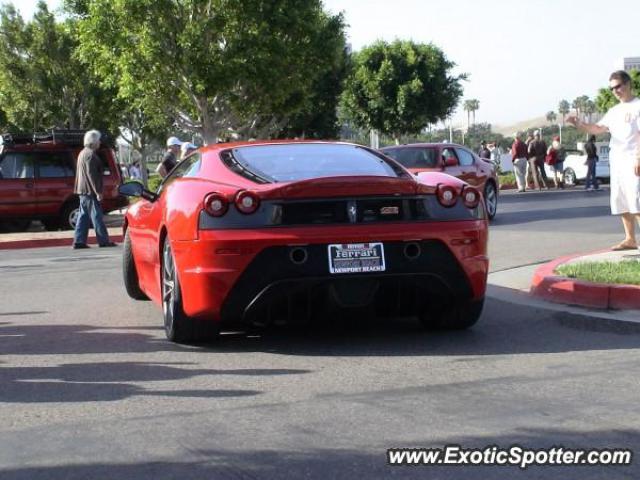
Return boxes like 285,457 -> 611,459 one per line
60,201 -> 80,230
563,168 -> 577,186
484,182 -> 498,219
419,298 -> 484,330
161,239 -> 218,344
123,229 -> 148,300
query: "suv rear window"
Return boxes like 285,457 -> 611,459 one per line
227,144 -> 402,182
383,147 -> 438,168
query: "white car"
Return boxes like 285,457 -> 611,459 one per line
545,146 -> 610,186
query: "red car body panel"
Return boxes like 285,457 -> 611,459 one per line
124,141 -> 489,326
380,142 -> 498,190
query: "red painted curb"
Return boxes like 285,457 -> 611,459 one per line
530,252 -> 640,310
0,235 -> 124,250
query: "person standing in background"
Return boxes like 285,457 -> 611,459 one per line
72,130 -> 116,249
568,70 -> 640,251
583,134 -> 599,191
510,132 -> 528,192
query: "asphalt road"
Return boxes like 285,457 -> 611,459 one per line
1,187 -> 639,480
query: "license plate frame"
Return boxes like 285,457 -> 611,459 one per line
327,242 -> 386,274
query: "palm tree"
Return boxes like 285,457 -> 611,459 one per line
463,99 -> 474,130
546,111 -> 557,125
470,99 -> 480,124
583,99 -> 596,123
558,100 -> 570,126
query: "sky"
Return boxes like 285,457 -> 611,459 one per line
13,0 -> 640,129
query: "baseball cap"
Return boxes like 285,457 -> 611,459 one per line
166,136 -> 183,147
180,142 -> 197,153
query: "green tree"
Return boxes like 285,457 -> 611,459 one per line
571,95 -> 590,120
341,39 -> 465,144
546,110 -> 557,124
558,99 -> 570,126
595,69 -> 640,112
70,0 -> 346,144
0,2 -> 116,133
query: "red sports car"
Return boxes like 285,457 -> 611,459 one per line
380,143 -> 499,219
119,141 -> 489,343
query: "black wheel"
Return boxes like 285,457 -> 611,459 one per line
60,201 -> 80,230
0,220 -> 31,232
563,168 -> 577,186
419,297 -> 484,330
161,239 -> 218,343
123,229 -> 148,300
42,219 -> 60,231
483,182 -> 498,219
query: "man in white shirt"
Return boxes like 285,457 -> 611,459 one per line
568,70 -> 640,250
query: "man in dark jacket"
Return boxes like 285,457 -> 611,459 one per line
72,130 -> 116,249
584,135 -> 599,190
529,131 -> 549,189
478,141 -> 491,159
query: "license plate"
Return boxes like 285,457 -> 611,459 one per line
328,243 -> 385,274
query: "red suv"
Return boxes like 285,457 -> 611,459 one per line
0,130 -> 127,230
380,143 -> 499,219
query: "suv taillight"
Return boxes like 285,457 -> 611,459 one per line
204,193 -> 229,217
235,190 -> 260,214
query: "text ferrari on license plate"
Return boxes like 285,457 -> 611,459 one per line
328,243 -> 385,274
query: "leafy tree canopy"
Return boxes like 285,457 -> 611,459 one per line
69,0 -> 346,144
340,40 -> 465,143
0,1 -> 117,133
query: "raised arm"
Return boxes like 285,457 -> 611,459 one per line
566,115 -> 608,135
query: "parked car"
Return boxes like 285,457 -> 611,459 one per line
544,148 -> 610,186
119,141 -> 489,343
0,130 -> 127,230
380,143 -> 499,219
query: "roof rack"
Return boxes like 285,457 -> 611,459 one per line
0,129 -> 114,148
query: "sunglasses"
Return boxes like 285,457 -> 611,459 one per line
609,83 -> 625,92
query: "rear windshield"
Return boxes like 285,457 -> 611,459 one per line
382,147 -> 438,168
227,144 -> 402,182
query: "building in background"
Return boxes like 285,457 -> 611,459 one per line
620,57 -> 640,72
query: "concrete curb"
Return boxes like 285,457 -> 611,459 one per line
0,234 -> 124,250
530,252 -> 640,310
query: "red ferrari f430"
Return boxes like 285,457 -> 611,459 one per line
119,141 -> 489,343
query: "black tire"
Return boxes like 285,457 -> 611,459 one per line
484,182 -> 498,220
419,297 -> 484,330
563,168 -> 577,186
42,219 -> 60,231
123,229 -> 148,300
161,239 -> 218,344
60,201 -> 80,230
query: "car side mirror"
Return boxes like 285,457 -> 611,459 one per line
444,157 -> 458,167
119,182 -> 157,202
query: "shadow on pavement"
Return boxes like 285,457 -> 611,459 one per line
1,427 -> 637,479
2,297 -> 639,359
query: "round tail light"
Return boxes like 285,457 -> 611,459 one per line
436,184 -> 458,207
235,190 -> 260,214
462,186 -> 481,208
204,193 -> 228,217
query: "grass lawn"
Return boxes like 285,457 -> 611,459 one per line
556,260 -> 640,286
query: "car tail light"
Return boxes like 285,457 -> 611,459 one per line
462,186 -> 481,208
436,184 -> 458,207
204,193 -> 228,217
235,190 -> 260,214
